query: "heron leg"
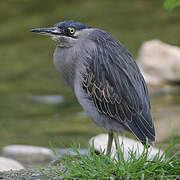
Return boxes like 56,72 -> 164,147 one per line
106,131 -> 113,155
113,132 -> 121,160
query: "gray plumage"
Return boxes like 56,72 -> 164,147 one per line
30,20 -> 155,147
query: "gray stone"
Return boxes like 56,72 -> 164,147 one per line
2,145 -> 55,167
89,134 -> 164,160
29,95 -> 65,104
0,157 -> 24,171
137,40 -> 180,86
54,148 -> 88,157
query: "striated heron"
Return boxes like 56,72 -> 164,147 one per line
30,20 -> 155,155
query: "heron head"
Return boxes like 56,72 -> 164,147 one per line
30,20 -> 91,47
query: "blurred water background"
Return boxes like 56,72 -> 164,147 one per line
0,0 -> 180,151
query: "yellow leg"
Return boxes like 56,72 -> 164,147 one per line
106,132 -> 113,155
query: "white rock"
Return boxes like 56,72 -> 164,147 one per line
0,157 -> 24,171
89,134 -> 164,160
2,145 -> 55,165
137,40 -> 180,85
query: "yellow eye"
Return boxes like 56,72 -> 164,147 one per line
68,27 -> 76,34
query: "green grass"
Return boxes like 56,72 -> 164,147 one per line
0,0 -> 180,149
41,139 -> 180,179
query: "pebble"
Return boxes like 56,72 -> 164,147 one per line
0,157 -> 24,171
2,145 -> 55,167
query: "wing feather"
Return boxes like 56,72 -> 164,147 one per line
81,29 -> 155,144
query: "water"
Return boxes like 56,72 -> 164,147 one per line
150,86 -> 180,151
0,0 -> 179,152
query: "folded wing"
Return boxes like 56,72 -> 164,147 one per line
81,30 -> 155,144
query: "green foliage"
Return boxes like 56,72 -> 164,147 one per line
42,139 -> 180,179
164,0 -> 180,12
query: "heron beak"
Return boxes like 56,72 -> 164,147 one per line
30,27 -> 62,36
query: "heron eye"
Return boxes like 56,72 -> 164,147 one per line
68,27 -> 76,34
